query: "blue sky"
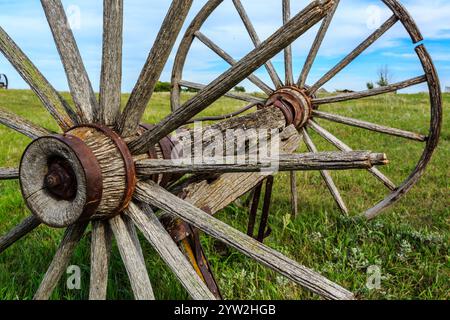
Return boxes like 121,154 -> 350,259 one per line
0,0 -> 449,93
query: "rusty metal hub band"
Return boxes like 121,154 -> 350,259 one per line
266,86 -> 312,128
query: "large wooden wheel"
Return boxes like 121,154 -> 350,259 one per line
0,0 -> 441,300
171,0 -> 442,219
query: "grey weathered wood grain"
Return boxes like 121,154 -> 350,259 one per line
0,107 -> 50,139
308,14 -> 398,94
194,31 -> 273,95
298,0 -> 339,87
136,151 -> 388,176
0,26 -> 76,129
0,167 -> 19,180
312,75 -> 427,105
168,126 -> 301,223
308,120 -> 396,190
312,110 -> 427,142
0,215 -> 41,254
302,128 -> 348,214
365,45 -> 442,219
125,202 -> 216,300
89,220 -> 112,300
41,0 -> 99,123
135,180 -> 354,300
283,0 -> 294,86
109,214 -> 155,300
34,222 -> 88,300
117,0 -> 193,137
232,0 -> 283,88
178,80 -> 265,104
128,0 -> 335,154
99,0 -> 123,126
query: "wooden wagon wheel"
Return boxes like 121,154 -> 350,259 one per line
0,0 -> 441,301
170,0 -> 442,220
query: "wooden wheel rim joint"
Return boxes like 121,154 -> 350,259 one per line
266,86 -> 312,128
19,134 -> 103,228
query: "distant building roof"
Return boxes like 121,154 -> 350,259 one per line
445,86 -> 450,93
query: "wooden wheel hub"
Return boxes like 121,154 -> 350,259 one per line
266,86 -> 312,128
19,124 -> 136,228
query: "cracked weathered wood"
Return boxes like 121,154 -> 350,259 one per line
232,0 -> 283,88
0,26 -> 76,129
136,151 -> 388,176
298,0 -> 339,87
89,220 -> 112,300
41,0 -> 99,123
283,0 -> 294,86
290,172 -> 298,217
195,31 -> 273,95
365,45 -> 442,219
0,107 -> 51,139
34,222 -> 88,300
308,14 -> 398,94
0,215 -> 41,254
129,0 -> 335,154
308,120 -> 396,190
178,80 -> 265,104
109,214 -> 155,300
382,0 -> 423,43
302,128 -> 348,214
135,180 -> 354,300
99,0 -> 123,126
164,126 -> 301,241
312,75 -> 427,105
117,0 -> 193,137
0,167 -> 19,180
125,202 -> 216,300
312,110 -> 427,142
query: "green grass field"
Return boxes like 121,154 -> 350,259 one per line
0,89 -> 448,300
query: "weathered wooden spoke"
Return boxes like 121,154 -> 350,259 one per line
41,0 -> 99,123
312,110 -> 427,142
298,0 -> 340,87
99,0 -> 123,126
301,128 -> 348,214
283,0 -> 294,86
308,120 -> 396,190
109,214 -> 155,300
117,0 -> 193,137
0,167 -> 18,180
34,222 -> 88,300
125,202 -> 216,300
312,75 -> 427,105
0,108 -> 51,139
178,80 -> 265,104
89,220 -> 112,300
135,181 -> 354,300
130,0 -> 334,154
0,215 -> 41,254
308,14 -> 399,94
0,27 -> 76,130
136,151 -> 388,176
194,31 -> 273,95
232,0 -> 283,88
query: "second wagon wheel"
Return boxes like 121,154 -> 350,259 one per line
170,0 -> 442,222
